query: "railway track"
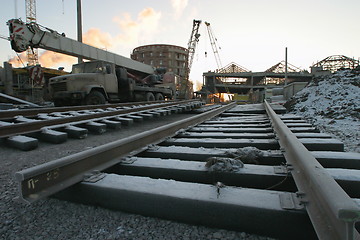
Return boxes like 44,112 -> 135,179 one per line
0,100 -> 202,150
14,101 -> 360,239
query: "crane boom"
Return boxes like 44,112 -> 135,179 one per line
187,19 -> 201,73
7,19 -> 154,74
205,21 -> 222,70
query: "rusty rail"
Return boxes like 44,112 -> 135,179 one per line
0,100 -> 180,120
0,100 -> 198,138
15,102 -> 236,203
264,100 -> 360,240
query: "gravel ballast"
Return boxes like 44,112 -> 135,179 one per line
0,112 -> 274,240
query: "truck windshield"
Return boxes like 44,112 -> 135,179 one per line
72,62 -> 104,74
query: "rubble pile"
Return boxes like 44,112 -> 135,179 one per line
205,157 -> 244,172
286,69 -> 360,152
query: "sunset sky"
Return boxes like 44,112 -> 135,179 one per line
0,0 -> 359,89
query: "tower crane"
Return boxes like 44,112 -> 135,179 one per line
179,19 -> 201,99
25,0 -> 39,66
204,21 -> 232,100
187,20 -> 202,73
204,21 -> 222,71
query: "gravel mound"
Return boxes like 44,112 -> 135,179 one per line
286,69 -> 360,152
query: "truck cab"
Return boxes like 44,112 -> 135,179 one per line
49,61 -> 118,106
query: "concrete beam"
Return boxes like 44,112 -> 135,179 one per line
54,174 -> 316,239
6,135 -> 38,151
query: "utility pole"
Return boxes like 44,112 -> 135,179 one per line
285,47 -> 288,85
77,0 -> 83,63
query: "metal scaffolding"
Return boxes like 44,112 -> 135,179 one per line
217,62 -> 249,73
25,0 -> 39,66
312,55 -> 359,72
265,61 -> 303,73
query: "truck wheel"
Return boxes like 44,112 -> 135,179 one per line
85,91 -> 106,105
155,93 -> 164,101
146,92 -> 155,102
54,99 -> 64,107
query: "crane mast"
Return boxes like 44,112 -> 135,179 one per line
205,21 -> 231,97
179,19 -> 201,99
187,20 -> 201,73
25,0 -> 39,66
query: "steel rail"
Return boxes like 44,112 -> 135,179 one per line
264,100 -> 360,240
0,100 -> 180,120
0,100 -> 199,138
14,102 -> 236,203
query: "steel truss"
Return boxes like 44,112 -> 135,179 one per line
312,55 -> 359,72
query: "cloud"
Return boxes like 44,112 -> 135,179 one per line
8,52 -> 27,67
112,7 -> 162,46
37,27 -> 113,68
171,0 -> 188,19
83,28 -> 114,49
38,51 -> 76,68
7,50 -> 76,70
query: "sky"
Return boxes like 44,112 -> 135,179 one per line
0,0 -> 359,90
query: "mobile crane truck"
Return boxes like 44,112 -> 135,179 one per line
7,19 -> 177,106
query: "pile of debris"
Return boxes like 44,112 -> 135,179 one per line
286,69 -> 360,152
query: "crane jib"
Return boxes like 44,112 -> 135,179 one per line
7,18 -> 155,75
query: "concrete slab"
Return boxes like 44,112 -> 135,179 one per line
113,116 -> 134,126
295,133 -> 332,138
63,125 -> 88,139
188,127 -> 273,133
126,115 -> 143,122
136,113 -> 153,120
162,137 -> 343,152
111,157 -> 360,198
204,120 -> 270,124
100,119 -> 122,129
110,157 -> 296,192
282,120 -> 308,123
285,123 -> 313,128
158,109 -> 171,115
161,138 -> 280,150
15,116 -> 38,123
39,129 -> 67,144
54,174 -> 316,239
300,138 -> 344,152
167,107 -> 179,114
197,123 -> 271,128
288,127 -> 319,133
280,114 -> 303,120
81,121 -> 107,134
0,120 -> 13,126
176,132 -> 275,139
312,151 -> 360,170
139,146 -> 360,170
140,146 -> 283,165
6,135 -> 38,151
147,111 -> 161,118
